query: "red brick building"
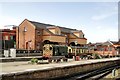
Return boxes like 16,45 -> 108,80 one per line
0,27 -> 16,49
16,19 -> 87,50
89,41 -> 120,56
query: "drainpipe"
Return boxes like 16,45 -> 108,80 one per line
18,26 -> 19,49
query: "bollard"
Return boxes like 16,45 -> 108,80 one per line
10,48 -> 16,58
76,56 -> 80,61
4,50 -> 9,57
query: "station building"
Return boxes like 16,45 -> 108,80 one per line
0,27 -> 16,49
88,41 -> 120,56
16,19 -> 87,50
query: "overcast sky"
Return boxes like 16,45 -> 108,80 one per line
0,2 -> 119,43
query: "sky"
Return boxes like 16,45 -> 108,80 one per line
0,2 -> 119,43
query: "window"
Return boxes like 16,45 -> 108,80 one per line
4,36 -> 8,40
101,48 -> 103,51
83,34 -> 84,38
10,36 -> 13,40
36,42 -> 40,49
82,49 -> 84,53
108,47 -> 112,51
24,27 -> 27,32
80,34 -> 84,38
66,37 -> 68,43
73,49 -> 75,53
76,49 -> 79,53
69,49 -> 71,53
56,31 -> 59,35
37,31 -> 41,36
79,49 -> 81,53
78,49 -> 80,53
56,30 -> 61,35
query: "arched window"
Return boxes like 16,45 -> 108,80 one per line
69,49 -> 71,53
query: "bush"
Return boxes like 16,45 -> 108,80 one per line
92,53 -> 102,59
30,58 -> 38,64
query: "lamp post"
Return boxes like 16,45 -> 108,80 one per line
75,41 -> 77,58
107,45 -> 110,57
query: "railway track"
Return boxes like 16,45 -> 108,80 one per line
52,64 -> 120,80
75,65 -> 120,80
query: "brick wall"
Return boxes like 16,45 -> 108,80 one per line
17,19 -> 35,50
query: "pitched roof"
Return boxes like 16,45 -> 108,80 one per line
110,41 -> 120,45
29,20 -> 54,29
102,41 -> 112,45
59,26 -> 77,33
29,20 -> 81,34
28,19 -> 84,38
93,41 -> 120,47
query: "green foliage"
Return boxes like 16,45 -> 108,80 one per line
92,53 -> 102,59
30,58 -> 38,64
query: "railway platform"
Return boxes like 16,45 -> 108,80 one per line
1,57 -> 120,80
0,56 -> 43,62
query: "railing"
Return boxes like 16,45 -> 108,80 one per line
1,49 -> 43,57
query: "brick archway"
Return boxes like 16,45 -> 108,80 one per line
43,40 -> 50,44
69,42 -> 75,46
43,40 -> 59,45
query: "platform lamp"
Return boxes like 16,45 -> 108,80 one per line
75,41 -> 78,57
107,45 -> 111,57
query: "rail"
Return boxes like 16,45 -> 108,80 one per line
52,63 -> 120,80
75,64 -> 120,80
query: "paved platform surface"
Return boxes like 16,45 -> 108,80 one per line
1,57 -> 120,75
104,68 -> 120,78
0,56 -> 43,62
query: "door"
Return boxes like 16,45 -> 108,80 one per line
26,42 -> 28,49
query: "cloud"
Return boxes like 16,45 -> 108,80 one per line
86,25 -> 118,43
0,16 -> 21,29
91,5 -> 117,21
91,12 -> 117,21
